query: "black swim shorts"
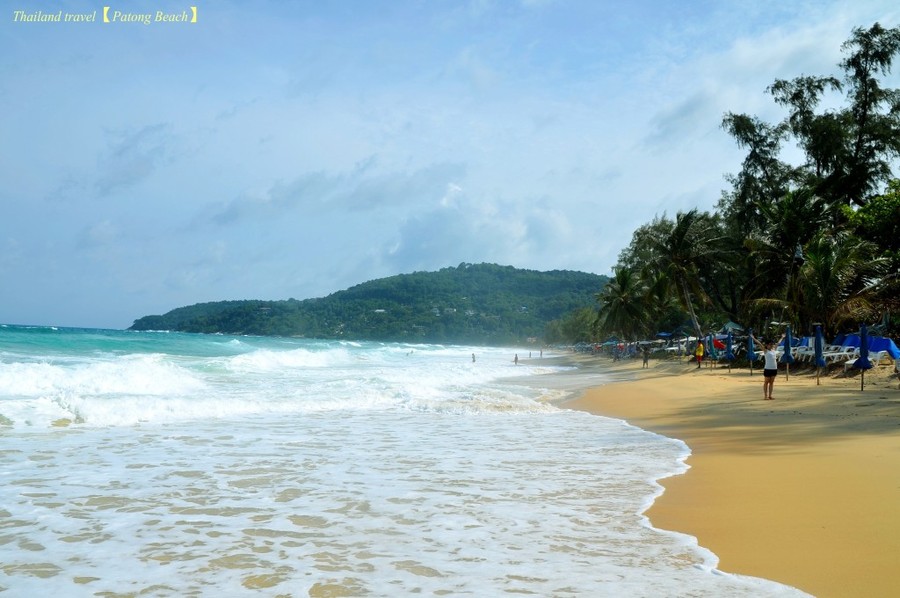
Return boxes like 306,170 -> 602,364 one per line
763,368 -> 777,378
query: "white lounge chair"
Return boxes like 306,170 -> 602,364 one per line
824,347 -> 859,365
794,346 -> 816,363
844,351 -> 887,372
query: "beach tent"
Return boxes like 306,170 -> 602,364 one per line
835,334 -> 900,358
872,337 -> 900,359
839,334 -> 860,347
834,334 -> 900,359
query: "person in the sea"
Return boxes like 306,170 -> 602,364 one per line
514,354 -> 519,365
641,345 -> 650,368
694,340 -> 704,368
750,333 -> 786,400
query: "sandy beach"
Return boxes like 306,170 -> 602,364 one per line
564,355 -> 900,598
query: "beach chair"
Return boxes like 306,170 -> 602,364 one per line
844,351 -> 888,373
794,346 -> 815,363
825,347 -> 858,365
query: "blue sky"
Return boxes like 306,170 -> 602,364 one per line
2,0 -> 898,328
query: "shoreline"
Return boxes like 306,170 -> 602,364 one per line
557,355 -> 900,597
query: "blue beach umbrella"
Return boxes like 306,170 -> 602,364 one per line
855,323 -> 873,391
780,325 -> 794,380
747,328 -> 756,376
856,324 -> 872,368
814,325 -> 825,385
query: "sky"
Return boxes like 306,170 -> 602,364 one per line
2,0 -> 899,329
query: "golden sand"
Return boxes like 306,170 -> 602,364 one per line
563,356 -> 900,598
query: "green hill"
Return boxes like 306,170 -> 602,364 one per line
129,263 -> 608,345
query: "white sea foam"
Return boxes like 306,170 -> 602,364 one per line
1,339 -> 564,428
226,347 -> 353,371
0,411 -> 808,597
0,329 -> 810,596
0,355 -> 208,426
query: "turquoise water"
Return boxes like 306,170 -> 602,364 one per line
0,325 -> 808,596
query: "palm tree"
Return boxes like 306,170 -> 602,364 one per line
595,266 -> 648,340
740,189 -> 837,328
648,210 -> 725,338
641,268 -> 682,330
796,231 -> 887,333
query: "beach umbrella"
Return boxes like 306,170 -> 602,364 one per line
747,328 -> 755,376
725,331 -> 735,372
855,323 -> 873,391
814,324 -> 825,386
706,333 -> 717,366
780,325 -> 794,380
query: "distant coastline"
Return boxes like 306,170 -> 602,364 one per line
128,263 -> 608,346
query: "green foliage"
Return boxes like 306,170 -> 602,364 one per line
843,181 -> 900,311
129,264 -> 608,345
595,267 -> 649,339
544,307 -> 597,345
603,23 -> 900,340
647,209 -> 729,336
844,181 -> 900,255
723,22 -> 900,210
794,231 -> 887,331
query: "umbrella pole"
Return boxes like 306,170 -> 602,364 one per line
786,363 -> 790,381
861,370 -> 865,392
816,366 -> 820,386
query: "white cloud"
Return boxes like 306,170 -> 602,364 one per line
2,0 -> 898,327
78,220 -> 119,249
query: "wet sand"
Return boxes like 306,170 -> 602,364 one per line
562,355 -> 900,597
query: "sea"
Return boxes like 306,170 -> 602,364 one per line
0,325 -> 809,597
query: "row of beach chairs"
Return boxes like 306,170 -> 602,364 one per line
759,345 -> 889,371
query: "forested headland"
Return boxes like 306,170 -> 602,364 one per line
133,24 -> 900,347
129,263 -> 608,345
594,23 -> 900,343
